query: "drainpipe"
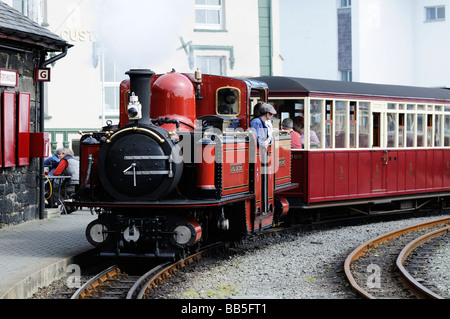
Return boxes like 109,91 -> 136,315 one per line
38,46 -> 69,220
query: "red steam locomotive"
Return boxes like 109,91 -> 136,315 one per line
74,69 -> 294,259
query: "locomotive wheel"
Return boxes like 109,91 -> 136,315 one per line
86,219 -> 112,248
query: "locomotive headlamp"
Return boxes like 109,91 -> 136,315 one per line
195,68 -> 202,82
127,92 -> 142,120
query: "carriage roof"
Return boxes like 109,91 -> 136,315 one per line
254,76 -> 450,102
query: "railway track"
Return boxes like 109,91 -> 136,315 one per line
70,225 -> 304,299
397,225 -> 450,299
71,243 -> 225,299
344,217 -> 450,299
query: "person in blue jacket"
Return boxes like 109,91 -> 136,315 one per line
250,103 -> 277,148
44,148 -> 62,174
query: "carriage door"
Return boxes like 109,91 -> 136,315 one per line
372,112 -> 387,192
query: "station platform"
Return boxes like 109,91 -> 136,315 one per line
0,208 -> 97,299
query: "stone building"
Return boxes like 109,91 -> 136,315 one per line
0,2 -> 69,225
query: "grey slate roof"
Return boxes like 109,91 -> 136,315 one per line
0,1 -> 69,51
254,76 -> 450,103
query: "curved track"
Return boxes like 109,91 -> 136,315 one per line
396,225 -> 450,299
344,217 -> 450,299
71,243 -> 225,299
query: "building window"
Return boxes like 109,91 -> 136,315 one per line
196,56 -> 226,75
195,0 -> 224,30
341,70 -> 352,82
12,0 -> 28,15
426,6 -> 445,21
101,51 -> 123,116
12,0 -> 45,25
340,0 -> 351,8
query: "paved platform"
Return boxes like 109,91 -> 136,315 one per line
0,209 -> 97,299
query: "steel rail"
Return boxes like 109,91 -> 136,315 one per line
126,262 -> 172,299
130,242 -> 225,299
396,225 -> 450,299
71,265 -> 120,299
344,216 -> 450,299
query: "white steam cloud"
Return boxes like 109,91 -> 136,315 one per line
93,0 -> 191,73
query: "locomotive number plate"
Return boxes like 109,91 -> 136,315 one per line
123,170 -> 170,175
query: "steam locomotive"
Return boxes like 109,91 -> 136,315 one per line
72,69 -> 294,259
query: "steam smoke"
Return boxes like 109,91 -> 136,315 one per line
93,0 -> 190,72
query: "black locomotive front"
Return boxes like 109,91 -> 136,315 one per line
80,69 -> 202,259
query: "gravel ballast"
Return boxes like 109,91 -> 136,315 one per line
151,213 -> 450,299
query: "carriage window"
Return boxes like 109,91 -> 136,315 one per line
359,102 -> 370,148
295,100 -> 304,118
399,114 -> 405,147
387,113 -> 396,148
445,115 -> 450,146
417,114 -> 425,147
407,114 -> 415,147
427,115 -> 433,147
310,100 -> 323,149
251,89 -> 267,116
373,113 -> 381,148
350,102 -> 357,147
435,114 -> 442,147
388,103 -> 396,110
217,87 -> 240,115
269,99 -> 304,119
335,101 -> 347,148
325,100 -> 333,148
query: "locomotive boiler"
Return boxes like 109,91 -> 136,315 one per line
72,69 -> 294,259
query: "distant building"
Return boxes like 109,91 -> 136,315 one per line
0,1 -> 69,224
11,0 -> 281,151
282,0 -> 450,88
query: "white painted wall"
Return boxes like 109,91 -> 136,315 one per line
353,0 -> 415,85
281,0 -> 450,87
41,0 -> 280,136
280,0 -> 338,80
412,0 -> 450,87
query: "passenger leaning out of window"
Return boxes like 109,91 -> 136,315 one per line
250,103 -> 277,149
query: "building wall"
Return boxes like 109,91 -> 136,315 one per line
280,0 -> 338,79
412,0 -> 450,87
0,48 -> 41,225
282,0 -> 450,87
353,0 -> 416,85
43,0 -> 281,150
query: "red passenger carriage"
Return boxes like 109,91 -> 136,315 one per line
255,76 -> 450,218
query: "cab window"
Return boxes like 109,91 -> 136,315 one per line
217,87 -> 240,115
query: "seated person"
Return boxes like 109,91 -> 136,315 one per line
281,118 -> 302,149
52,148 -> 80,194
293,118 -> 321,148
44,148 -> 62,174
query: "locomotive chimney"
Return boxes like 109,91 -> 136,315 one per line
126,69 -> 155,126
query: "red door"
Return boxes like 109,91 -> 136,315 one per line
3,91 -> 16,167
372,150 -> 387,192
